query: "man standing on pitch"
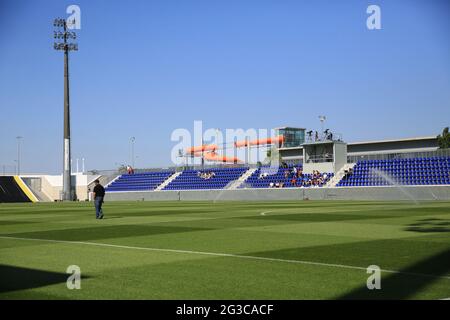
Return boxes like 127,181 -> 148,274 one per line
92,179 -> 105,219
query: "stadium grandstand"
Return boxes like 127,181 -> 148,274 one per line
1,1 -> 450,303
103,129 -> 449,198
3,128 -> 449,203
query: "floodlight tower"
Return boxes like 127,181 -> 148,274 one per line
53,18 -> 78,200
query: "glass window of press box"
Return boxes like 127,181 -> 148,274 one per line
276,128 -> 305,148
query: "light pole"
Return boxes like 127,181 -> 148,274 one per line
215,128 -> 222,164
130,137 -> 136,168
319,115 -> 326,140
16,136 -> 23,175
53,17 -> 78,200
201,135 -> 204,169
215,128 -> 220,156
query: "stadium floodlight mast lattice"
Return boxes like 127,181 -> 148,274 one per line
53,17 -> 78,201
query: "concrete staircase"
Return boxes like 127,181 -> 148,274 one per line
103,175 -> 120,188
28,187 -> 52,202
326,163 -> 356,187
227,168 -> 258,190
21,177 -> 51,202
155,171 -> 182,191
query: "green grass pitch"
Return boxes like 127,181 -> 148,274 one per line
0,200 -> 449,299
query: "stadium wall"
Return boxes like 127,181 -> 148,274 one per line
29,174 -> 101,201
0,176 -> 32,203
105,186 -> 450,202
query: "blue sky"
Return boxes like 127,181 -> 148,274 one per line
0,0 -> 449,173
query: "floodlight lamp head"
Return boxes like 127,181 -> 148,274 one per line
67,43 -> 78,51
53,18 -> 66,28
67,18 -> 76,28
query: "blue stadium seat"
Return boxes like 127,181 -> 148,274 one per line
163,167 -> 249,190
337,156 -> 450,187
106,170 -> 175,192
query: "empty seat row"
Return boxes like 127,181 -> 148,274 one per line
163,167 -> 249,190
106,171 -> 174,192
337,156 -> 450,187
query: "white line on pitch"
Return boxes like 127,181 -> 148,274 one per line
1,235 -> 449,281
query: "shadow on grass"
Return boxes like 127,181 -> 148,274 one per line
0,220 -> 38,226
120,208 -> 218,217
241,212 -> 393,223
0,264 -> 89,293
101,216 -> 123,220
405,218 -> 450,233
338,248 -> 450,299
4,224 -> 212,241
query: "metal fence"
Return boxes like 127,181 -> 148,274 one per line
86,149 -> 450,176
0,165 -> 17,176
88,163 -> 264,175
174,163 -> 260,172
347,149 -> 450,163
270,149 -> 450,166
305,133 -> 344,143
305,155 -> 333,163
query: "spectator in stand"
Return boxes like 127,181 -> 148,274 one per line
259,172 -> 269,179
343,167 -> 353,180
198,171 -> 216,180
315,170 -> 321,179
291,177 -> 297,186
